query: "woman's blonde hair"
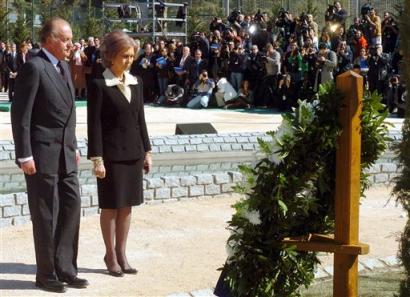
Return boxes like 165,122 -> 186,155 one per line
100,30 -> 136,68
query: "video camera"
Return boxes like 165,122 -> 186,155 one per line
276,8 -> 290,28
325,4 -> 336,22
299,12 -> 310,35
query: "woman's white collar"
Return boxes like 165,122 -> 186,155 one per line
103,68 -> 138,87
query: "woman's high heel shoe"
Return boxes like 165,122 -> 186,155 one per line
104,256 -> 124,277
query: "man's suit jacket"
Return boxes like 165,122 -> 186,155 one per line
5,52 -> 18,73
11,50 -> 77,175
185,58 -> 208,83
87,77 -> 151,161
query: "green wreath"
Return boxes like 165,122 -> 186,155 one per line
219,83 -> 390,297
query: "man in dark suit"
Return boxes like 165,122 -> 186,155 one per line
11,17 -> 88,293
5,43 -> 18,101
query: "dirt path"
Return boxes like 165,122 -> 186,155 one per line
0,186 -> 406,296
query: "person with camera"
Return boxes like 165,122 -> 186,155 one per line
130,42 -> 158,103
244,45 -> 265,106
367,45 -> 390,100
155,47 -> 174,105
186,70 -> 215,108
313,42 -> 337,93
228,45 -> 245,92
335,40 -> 353,77
385,75 -> 406,115
283,40 -> 303,106
325,1 -> 348,27
364,8 -> 382,48
381,12 -> 399,54
275,9 -> 296,52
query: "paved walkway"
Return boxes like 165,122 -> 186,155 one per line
0,187 -> 406,296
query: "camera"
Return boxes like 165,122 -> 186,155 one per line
361,3 -> 373,18
276,8 -> 290,28
228,8 -> 241,24
299,12 -> 310,35
325,5 -> 336,22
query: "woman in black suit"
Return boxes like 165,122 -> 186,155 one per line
87,30 -> 152,277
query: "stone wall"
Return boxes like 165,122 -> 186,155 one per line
0,132 -> 403,228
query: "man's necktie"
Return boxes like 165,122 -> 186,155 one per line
57,61 -> 69,85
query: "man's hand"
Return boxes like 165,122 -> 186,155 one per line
76,151 -> 81,165
21,160 -> 37,175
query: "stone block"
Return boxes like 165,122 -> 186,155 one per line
189,185 -> 204,196
155,188 -> 171,199
81,184 -> 97,195
162,176 -> 180,187
22,205 -> 30,215
185,145 -> 197,152
172,165 -> 185,172
144,189 -> 154,200
177,138 -> 190,145
15,193 -> 28,205
159,146 -> 172,153
3,206 -> 21,217
164,139 -> 178,145
143,180 -> 147,190
0,218 -> 13,228
152,138 -> 165,145
314,268 -> 330,279
80,148 -> 88,156
214,173 -> 230,184
374,173 -> 389,183
172,146 -> 185,153
212,137 -> 224,143
220,144 -> 232,151
190,138 -> 202,145
197,144 -> 209,152
172,187 -> 188,198
236,137 -> 249,143
223,137 -> 237,143
196,174 -> 213,185
83,207 -> 99,216
13,216 -> 31,226
360,258 -> 385,271
159,166 -> 172,173
151,146 -> 159,153
3,144 -> 15,151
202,138 -> 214,144
205,184 -> 220,195
0,151 -> 11,160
11,174 -> 25,182
0,175 -> 10,182
147,178 -> 164,188
209,144 -> 221,152
91,195 -> 99,206
81,196 -> 91,207
323,265 -> 334,276
367,164 -> 381,174
381,163 -> 397,173
0,140 -> 12,145
380,256 -> 400,267
242,144 -> 254,151
248,136 -> 258,143
221,183 -> 235,193
229,171 -> 243,182
180,176 -> 197,186
0,194 -> 15,207
231,144 -> 242,150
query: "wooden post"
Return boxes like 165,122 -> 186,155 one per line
333,71 -> 363,297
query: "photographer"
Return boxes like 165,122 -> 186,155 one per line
325,1 -> 348,27
275,9 -> 296,51
385,75 -> 406,115
245,45 -> 265,106
364,8 -> 382,48
283,41 -> 303,106
382,12 -> 399,54
313,42 -> 337,93
367,45 -> 390,101
335,41 -> 353,76
228,45 -> 245,91
186,70 -> 215,109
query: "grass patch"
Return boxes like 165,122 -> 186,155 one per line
302,270 -> 404,297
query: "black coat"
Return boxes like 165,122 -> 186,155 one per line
87,76 -> 151,161
11,50 -> 77,175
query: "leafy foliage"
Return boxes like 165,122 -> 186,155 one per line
220,83 -> 389,297
392,2 -> 410,296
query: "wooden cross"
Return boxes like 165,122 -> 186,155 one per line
283,71 -> 369,297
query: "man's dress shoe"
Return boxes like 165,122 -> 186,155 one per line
60,276 -> 89,288
35,279 -> 66,293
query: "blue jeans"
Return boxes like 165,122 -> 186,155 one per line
230,72 -> 243,92
187,94 -> 210,108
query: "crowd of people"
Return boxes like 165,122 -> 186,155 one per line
1,1 -> 407,115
